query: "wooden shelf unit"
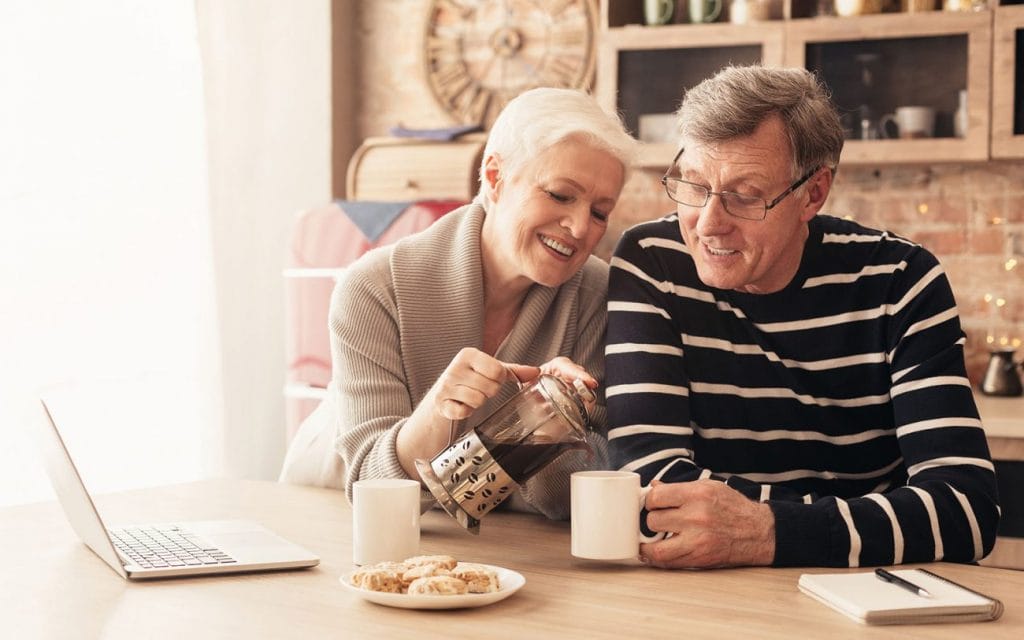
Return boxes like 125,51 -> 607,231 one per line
991,4 -> 1024,158
597,2 -> 1016,166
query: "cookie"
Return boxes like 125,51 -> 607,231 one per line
401,562 -> 450,588
403,554 -> 457,571
350,566 -> 404,593
406,575 -> 469,596
450,563 -> 500,594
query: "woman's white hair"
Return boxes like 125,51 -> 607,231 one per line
477,87 -> 638,208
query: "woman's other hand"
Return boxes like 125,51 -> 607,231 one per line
538,356 -> 598,389
398,348 -> 531,478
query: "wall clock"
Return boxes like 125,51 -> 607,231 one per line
424,0 -> 597,128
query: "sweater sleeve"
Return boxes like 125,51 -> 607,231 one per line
331,257 -> 437,512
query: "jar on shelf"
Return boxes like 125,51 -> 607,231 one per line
954,89 -> 968,138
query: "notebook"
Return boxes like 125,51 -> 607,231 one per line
35,397 -> 320,580
798,568 -> 1003,625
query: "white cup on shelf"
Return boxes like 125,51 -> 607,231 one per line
638,113 -> 678,144
879,106 -> 936,139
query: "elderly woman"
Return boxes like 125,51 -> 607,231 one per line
281,88 -> 637,519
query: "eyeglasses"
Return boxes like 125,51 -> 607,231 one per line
660,148 -> 820,221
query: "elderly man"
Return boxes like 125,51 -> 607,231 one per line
606,65 -> 999,569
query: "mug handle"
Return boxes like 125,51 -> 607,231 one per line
878,113 -> 898,139
657,0 -> 674,23
707,0 -> 723,22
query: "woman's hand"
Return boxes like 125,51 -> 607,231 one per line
397,348 -> 536,479
537,355 -> 598,389
430,348 -> 538,421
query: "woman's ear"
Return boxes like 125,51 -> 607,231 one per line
484,153 -> 503,200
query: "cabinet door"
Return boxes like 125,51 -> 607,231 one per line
992,5 -> 1024,158
784,12 -> 991,165
596,22 -> 785,167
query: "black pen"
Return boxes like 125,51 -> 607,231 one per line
875,568 -> 932,598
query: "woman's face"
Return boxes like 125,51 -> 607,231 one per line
482,137 -> 625,289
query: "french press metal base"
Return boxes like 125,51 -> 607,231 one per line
415,430 -> 518,535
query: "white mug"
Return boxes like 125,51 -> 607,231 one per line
352,478 -> 420,565
571,471 -> 663,560
689,0 -> 723,23
879,106 -> 936,139
644,0 -> 674,25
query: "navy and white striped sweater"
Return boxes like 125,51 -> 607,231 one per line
606,213 -> 999,567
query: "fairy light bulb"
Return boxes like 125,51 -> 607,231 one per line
1006,258 -> 1018,271
916,203 -> 929,215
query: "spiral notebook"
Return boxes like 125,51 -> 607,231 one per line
798,568 -> 1003,625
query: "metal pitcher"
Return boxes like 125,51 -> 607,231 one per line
980,349 -> 1023,397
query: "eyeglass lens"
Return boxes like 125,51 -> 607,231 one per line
663,179 -> 766,220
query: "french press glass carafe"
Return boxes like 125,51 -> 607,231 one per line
414,374 -> 594,534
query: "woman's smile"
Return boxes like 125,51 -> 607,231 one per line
540,233 -> 575,259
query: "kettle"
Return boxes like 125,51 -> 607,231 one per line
415,374 -> 593,534
980,348 -> 1023,397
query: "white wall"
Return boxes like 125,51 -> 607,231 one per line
1,1 -> 335,507
0,0 -> 221,505
196,0 -> 334,481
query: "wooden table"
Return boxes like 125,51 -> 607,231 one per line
2,479 -> 1022,639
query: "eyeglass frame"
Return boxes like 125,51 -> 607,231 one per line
660,147 -> 821,221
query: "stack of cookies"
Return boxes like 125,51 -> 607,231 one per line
350,554 -> 501,596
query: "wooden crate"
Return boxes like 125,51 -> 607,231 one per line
345,134 -> 486,201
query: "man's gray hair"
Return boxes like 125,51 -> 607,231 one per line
478,87 -> 639,207
677,65 -> 844,179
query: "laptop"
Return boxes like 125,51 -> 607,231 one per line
35,397 -> 320,579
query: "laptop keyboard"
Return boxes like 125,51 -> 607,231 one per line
109,525 -> 236,569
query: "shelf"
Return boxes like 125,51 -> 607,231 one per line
991,5 -> 1024,158
597,2 -> 1018,166
282,267 -> 347,280
283,382 -> 329,401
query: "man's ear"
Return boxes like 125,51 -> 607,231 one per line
484,153 -> 503,200
800,167 -> 833,222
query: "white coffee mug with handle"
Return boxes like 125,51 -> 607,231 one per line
644,0 -> 675,24
571,471 -> 665,560
352,478 -> 421,565
879,106 -> 936,139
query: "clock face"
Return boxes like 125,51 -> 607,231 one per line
424,0 -> 597,128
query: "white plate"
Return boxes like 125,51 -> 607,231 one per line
340,563 -> 525,610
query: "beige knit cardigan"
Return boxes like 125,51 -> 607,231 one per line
334,203 -> 610,520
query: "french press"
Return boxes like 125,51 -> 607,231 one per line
415,374 -> 594,534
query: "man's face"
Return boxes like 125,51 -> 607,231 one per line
484,137 -> 624,288
674,116 -> 822,294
